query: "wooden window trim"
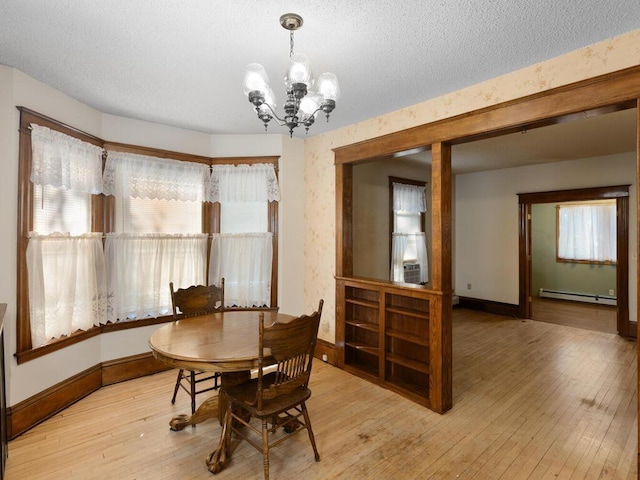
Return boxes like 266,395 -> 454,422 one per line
16,107 -> 280,363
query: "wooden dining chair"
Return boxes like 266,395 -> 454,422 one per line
220,299 -> 323,480
169,280 -> 225,416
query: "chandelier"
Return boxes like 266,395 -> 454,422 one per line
242,13 -> 340,137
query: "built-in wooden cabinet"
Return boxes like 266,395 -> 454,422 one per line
337,277 -> 438,408
343,286 -> 380,379
384,293 -> 430,400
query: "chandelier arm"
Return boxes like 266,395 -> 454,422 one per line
307,105 -> 334,122
257,102 -> 289,126
256,102 -> 332,129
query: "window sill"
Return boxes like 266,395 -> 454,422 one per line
15,315 -> 173,365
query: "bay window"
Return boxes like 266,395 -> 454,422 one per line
17,107 -> 279,362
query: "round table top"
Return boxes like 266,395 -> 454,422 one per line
148,310 -> 293,372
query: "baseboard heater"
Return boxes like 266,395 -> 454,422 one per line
538,288 -> 617,306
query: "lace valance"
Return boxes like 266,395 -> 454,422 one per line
392,182 -> 427,213
208,163 -> 280,203
103,151 -> 209,202
30,124 -> 104,194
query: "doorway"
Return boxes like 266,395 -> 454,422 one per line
518,185 -> 631,337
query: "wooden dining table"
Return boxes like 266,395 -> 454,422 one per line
149,309 -> 294,474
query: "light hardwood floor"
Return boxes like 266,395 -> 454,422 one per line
532,297 -> 618,334
5,309 -> 637,479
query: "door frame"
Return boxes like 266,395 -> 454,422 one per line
518,185 -> 632,337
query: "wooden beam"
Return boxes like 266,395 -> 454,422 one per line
334,66 -> 640,165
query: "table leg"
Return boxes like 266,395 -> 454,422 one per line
168,370 -> 250,431
206,408 -> 232,473
169,394 -> 219,431
206,370 -> 251,474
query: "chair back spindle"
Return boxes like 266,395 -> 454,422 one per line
256,301 -> 322,409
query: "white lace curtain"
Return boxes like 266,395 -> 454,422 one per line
26,233 -> 107,347
558,203 -> 616,262
391,233 -> 429,283
103,152 -> 210,321
28,126 -> 106,347
207,164 -> 278,307
208,164 -> 280,203
103,150 -> 209,201
105,233 -> 208,322
30,124 -> 104,194
392,182 -> 426,213
209,233 -> 273,308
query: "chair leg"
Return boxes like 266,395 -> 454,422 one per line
301,402 -> 320,461
171,369 -> 183,404
190,370 -> 197,416
262,418 -> 270,480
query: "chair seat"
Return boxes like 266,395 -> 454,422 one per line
223,372 -> 311,418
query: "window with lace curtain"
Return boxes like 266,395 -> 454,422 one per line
17,108 -> 279,361
103,150 -> 210,322
389,178 -> 429,284
26,124 -> 107,348
556,200 -> 617,264
208,164 -> 280,308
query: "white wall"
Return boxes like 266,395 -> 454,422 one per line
278,136 -> 306,316
454,152 -> 637,321
0,66 -> 305,406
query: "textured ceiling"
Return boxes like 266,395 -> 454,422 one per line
1,1 -> 639,139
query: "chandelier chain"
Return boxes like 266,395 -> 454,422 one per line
289,31 -> 295,57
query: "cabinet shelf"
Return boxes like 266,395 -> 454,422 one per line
346,320 -> 378,333
386,352 -> 429,375
345,342 -> 379,356
346,298 -> 379,309
386,328 -> 429,346
385,305 -> 429,320
387,375 -> 429,401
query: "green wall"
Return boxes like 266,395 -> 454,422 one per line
531,203 -> 616,298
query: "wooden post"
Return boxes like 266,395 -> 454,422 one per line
429,142 -> 452,413
635,100 -> 640,474
336,163 -> 353,278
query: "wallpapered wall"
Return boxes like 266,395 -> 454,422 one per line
304,29 -> 640,343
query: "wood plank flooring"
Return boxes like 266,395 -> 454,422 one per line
532,297 -> 618,334
5,309 -> 637,479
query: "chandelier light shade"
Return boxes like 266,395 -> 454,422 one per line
243,13 -> 340,136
